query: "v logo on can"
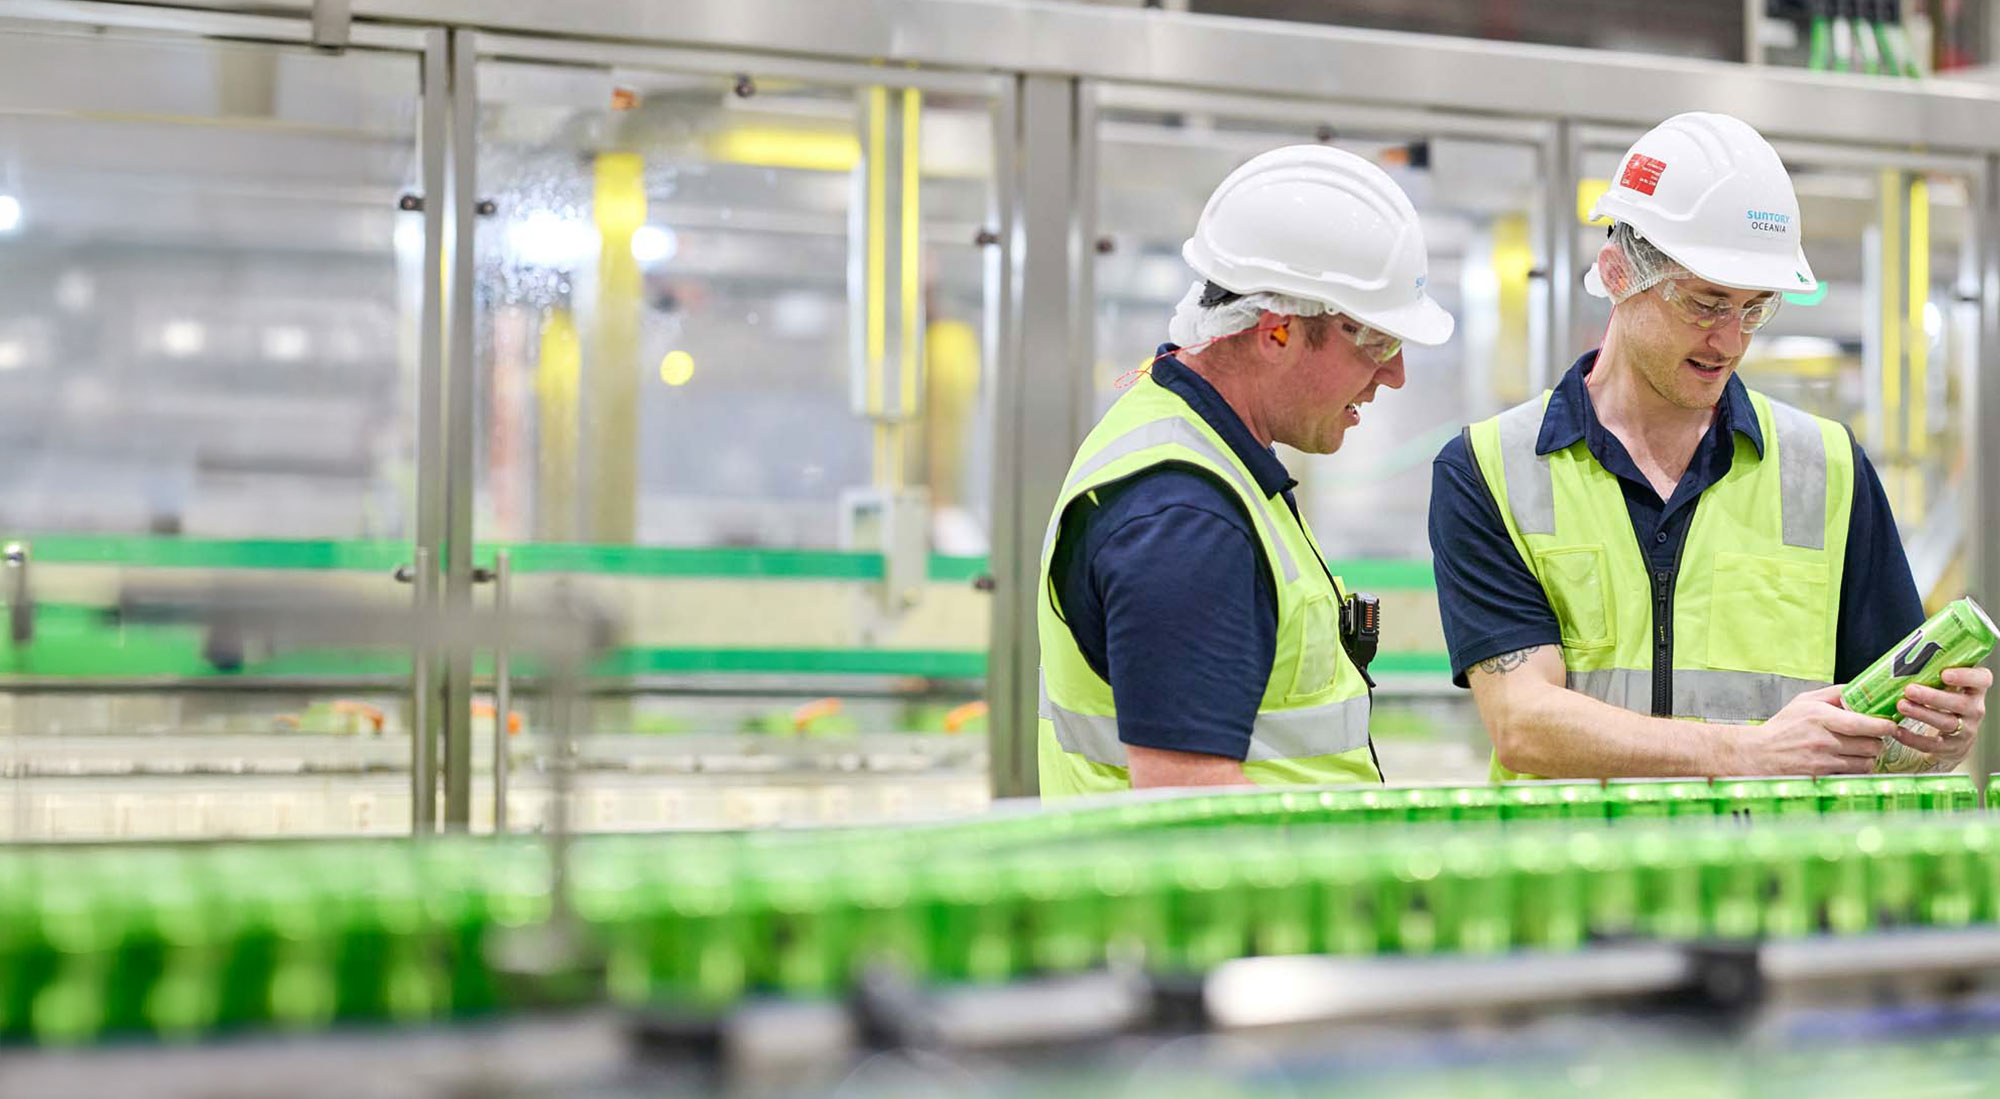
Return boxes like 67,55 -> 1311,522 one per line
1892,635 -> 1943,677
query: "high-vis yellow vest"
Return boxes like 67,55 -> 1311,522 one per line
1466,387 -> 1853,780
1035,375 -> 1381,798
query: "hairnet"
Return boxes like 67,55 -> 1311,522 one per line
1166,280 -> 1337,349
1583,221 -> 1694,303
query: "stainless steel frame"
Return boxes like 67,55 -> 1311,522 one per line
1540,121 -> 1581,390
492,548 -> 512,832
125,0 -> 2000,148
1092,83 -> 1556,146
412,28 -> 452,834
439,27 -> 479,831
0,0 -> 426,48
309,0 -> 349,49
984,73 -> 1090,799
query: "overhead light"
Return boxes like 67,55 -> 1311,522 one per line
393,216 -> 424,262
161,320 -> 206,359
0,195 -> 20,235
506,210 -> 597,269
54,271 -> 93,314
631,224 -> 678,266
262,326 -> 311,362
0,342 -> 23,371
659,350 -> 695,387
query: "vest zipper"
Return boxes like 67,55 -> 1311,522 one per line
1286,494 -> 1386,784
1648,505 -> 1696,717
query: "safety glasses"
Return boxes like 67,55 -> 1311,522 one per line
1336,316 -> 1403,363
1655,279 -> 1783,333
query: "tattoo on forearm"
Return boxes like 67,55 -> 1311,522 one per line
1474,646 -> 1543,676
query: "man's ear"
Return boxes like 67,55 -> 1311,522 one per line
1594,239 -> 1627,299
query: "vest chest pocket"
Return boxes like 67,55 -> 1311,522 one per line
1533,545 -> 1614,653
1287,591 -> 1339,700
1708,552 -> 1830,681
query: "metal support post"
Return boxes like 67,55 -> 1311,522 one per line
409,548 -> 437,833
441,28 -> 480,830
411,27 -> 451,836
985,74 -> 1091,799
1537,120 -> 1578,393
310,0 -> 351,51
492,549 -> 512,832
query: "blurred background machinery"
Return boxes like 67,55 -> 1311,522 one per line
0,0 -> 1994,842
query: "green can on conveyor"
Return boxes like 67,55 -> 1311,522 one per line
1499,782 -> 1567,821
1449,785 -> 1504,822
1662,780 -> 1719,817
1397,785 -> 1455,823
1911,773 -> 1977,812
1605,778 -> 1678,819
1554,780 -> 1610,820
1877,775 -> 1926,813
1716,777 -> 1818,822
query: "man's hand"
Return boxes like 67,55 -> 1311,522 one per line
1721,684 -> 1902,776
1884,665 -> 1993,771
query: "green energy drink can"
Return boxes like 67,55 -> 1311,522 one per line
1398,786 -> 1453,823
1818,775 -> 1884,815
1662,780 -> 1718,817
1606,778 -> 1675,819
1449,785 -> 1503,822
1500,782 -> 1566,821
1716,778 -> 1777,823
1841,597 -> 1996,719
1554,780 -> 1610,820
1911,773 -> 1977,812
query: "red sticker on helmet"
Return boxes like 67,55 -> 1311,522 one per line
1619,154 -> 1666,196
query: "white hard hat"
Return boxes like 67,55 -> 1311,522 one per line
1181,144 -> 1454,347
1585,111 -> 1817,297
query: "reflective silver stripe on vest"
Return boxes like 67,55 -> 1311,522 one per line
1568,667 -> 1830,723
1041,417 -> 1300,583
1495,399 -> 1555,536
1041,682 -> 1369,768
1768,399 -> 1827,551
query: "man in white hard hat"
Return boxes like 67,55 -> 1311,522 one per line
1036,145 -> 1453,797
1428,111 -> 1989,779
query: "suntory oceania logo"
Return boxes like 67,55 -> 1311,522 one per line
1746,209 -> 1791,234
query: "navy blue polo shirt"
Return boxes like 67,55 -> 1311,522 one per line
1429,350 -> 1924,690
1047,347 -> 1302,761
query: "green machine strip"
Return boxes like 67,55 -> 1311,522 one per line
4,534 -> 1436,590
0,603 -> 1443,682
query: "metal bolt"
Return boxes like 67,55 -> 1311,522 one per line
972,574 -> 996,593
974,228 -> 1002,247
733,73 -> 757,98
1095,236 -> 1116,255
1314,124 -> 1337,144
476,199 -> 498,217
398,193 -> 424,212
